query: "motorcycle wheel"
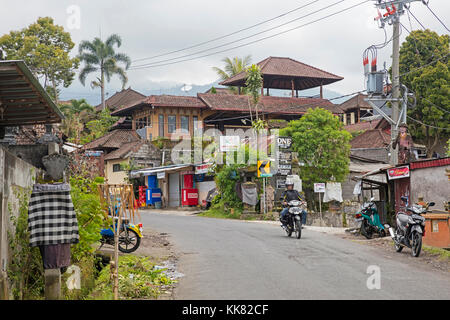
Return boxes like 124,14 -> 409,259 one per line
118,228 -> 141,253
286,223 -> 292,237
295,219 -> 302,239
411,231 -> 422,257
360,220 -> 373,239
379,229 -> 386,238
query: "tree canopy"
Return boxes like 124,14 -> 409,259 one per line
0,17 -> 79,100
280,108 -> 352,188
399,29 -> 449,155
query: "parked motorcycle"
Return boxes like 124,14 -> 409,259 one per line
355,197 -> 386,239
99,197 -> 143,253
386,196 -> 434,257
281,200 -> 306,239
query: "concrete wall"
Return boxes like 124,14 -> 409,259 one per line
105,158 -> 129,184
410,165 -> 449,212
0,147 -> 37,299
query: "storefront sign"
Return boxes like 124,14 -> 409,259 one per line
387,165 -> 410,180
314,183 -> 326,193
195,164 -> 211,174
277,136 -> 292,150
277,178 -> 286,189
277,151 -> 292,164
157,172 -> 165,179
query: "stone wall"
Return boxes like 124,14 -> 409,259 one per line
0,147 -> 38,299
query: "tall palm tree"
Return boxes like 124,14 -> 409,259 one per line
78,34 -> 131,110
212,55 -> 251,94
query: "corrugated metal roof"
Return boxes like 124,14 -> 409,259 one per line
0,60 -> 63,126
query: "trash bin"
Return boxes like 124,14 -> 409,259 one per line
423,213 -> 450,248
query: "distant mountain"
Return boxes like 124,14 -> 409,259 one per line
60,80 -> 348,106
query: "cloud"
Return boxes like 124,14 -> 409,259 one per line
2,0 -> 449,105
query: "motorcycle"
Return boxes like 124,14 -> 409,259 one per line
385,196 -> 434,257
355,197 -> 386,239
281,199 -> 306,239
99,197 -> 143,253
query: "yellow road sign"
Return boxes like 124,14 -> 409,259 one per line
257,160 -> 272,177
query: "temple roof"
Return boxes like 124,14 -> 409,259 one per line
219,56 -> 343,91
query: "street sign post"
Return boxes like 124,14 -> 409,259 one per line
314,183 -> 325,226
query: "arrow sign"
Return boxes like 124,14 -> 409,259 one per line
257,160 -> 272,177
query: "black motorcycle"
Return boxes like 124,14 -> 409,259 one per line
281,200 -> 305,239
386,196 -> 434,257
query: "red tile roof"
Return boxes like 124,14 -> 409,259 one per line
350,129 -> 391,149
95,87 -> 146,112
198,93 -> 342,115
339,93 -> 373,112
103,140 -> 144,160
112,95 -> 206,116
82,129 -> 141,150
344,119 -> 381,133
410,157 -> 450,170
220,56 -> 343,90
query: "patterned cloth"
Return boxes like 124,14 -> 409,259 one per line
28,183 -> 79,247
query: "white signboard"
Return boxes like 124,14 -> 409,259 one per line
220,136 -> 240,152
314,183 -> 326,193
157,172 -> 165,179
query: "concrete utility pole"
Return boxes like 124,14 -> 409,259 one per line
391,14 -> 401,165
366,0 -> 421,165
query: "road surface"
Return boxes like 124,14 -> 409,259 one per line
140,211 -> 450,300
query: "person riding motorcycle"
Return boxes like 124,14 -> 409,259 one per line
280,181 -> 307,228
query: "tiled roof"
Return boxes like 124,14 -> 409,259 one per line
339,93 -> 372,112
410,157 -> 450,170
95,87 -> 146,112
350,129 -> 391,149
103,140 -> 144,160
111,95 -> 206,116
198,93 -> 343,115
82,129 -> 141,150
220,56 -> 343,90
344,119 -> 381,133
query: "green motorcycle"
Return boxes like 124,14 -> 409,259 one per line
355,197 -> 386,239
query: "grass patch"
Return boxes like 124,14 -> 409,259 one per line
88,255 -> 175,300
423,246 -> 450,260
198,207 -> 242,220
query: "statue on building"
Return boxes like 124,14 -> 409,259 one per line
393,123 -> 414,164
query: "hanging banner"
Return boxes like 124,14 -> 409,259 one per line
387,165 -> 410,180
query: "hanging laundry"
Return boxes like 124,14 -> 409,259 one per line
323,182 -> 343,203
28,183 -> 79,269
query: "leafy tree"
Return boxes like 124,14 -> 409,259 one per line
80,108 -> 118,144
59,99 -> 94,143
280,108 -> 352,189
212,55 -> 251,94
0,17 -> 79,100
399,29 -> 449,156
78,34 -> 131,110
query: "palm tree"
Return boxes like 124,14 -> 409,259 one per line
212,55 -> 251,94
78,34 -> 131,111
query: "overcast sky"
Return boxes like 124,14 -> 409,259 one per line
1,0 -> 449,104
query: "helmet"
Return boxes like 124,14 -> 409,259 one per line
285,179 -> 294,187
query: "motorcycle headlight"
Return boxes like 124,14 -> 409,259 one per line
289,207 -> 301,214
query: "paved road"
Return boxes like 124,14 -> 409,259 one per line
140,211 -> 450,300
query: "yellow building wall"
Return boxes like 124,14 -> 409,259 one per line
105,158 -> 129,184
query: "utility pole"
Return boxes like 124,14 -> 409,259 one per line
365,0 -> 420,165
391,13 -> 401,166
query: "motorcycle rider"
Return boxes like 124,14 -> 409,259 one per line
280,181 -> 307,228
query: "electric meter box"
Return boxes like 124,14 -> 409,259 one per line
367,72 -> 384,94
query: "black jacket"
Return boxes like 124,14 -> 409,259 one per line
280,189 -> 304,203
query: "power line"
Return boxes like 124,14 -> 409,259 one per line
423,1 -> 450,32
130,0 -> 348,69
407,115 -> 450,130
129,0 -> 370,70
131,0 -> 320,63
398,51 -> 450,77
405,6 -> 425,30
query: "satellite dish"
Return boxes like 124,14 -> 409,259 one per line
181,84 -> 192,92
